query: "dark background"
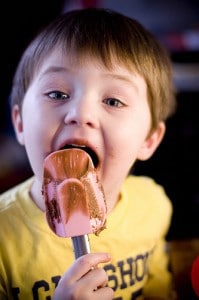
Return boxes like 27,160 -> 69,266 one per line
0,0 -> 199,241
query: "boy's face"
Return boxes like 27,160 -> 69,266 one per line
12,50 -> 165,211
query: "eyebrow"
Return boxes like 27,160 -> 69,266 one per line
104,73 -> 136,83
103,73 -> 139,91
39,66 -> 69,77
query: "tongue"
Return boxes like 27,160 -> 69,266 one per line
42,148 -> 107,238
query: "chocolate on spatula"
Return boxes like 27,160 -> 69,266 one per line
42,148 -> 107,258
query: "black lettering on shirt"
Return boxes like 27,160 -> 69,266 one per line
52,275 -> 61,288
12,287 -> 20,300
32,280 -> 50,300
117,258 -> 134,289
104,263 -> 118,290
11,250 -> 152,299
135,253 -> 148,282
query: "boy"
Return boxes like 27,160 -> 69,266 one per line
0,8 -> 176,300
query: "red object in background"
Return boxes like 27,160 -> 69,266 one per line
81,0 -> 100,8
191,256 -> 199,297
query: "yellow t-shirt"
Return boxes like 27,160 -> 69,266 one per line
0,175 -> 173,300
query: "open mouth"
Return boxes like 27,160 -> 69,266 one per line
60,145 -> 99,168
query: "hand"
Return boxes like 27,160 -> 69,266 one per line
52,252 -> 114,300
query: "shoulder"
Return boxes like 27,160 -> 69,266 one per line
0,177 -> 34,211
124,175 -> 171,203
123,175 -> 173,221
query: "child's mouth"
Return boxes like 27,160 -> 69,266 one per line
60,145 -> 99,168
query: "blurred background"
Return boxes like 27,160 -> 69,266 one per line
1,0 -> 199,239
0,1 -> 199,298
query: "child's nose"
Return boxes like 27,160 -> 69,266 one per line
63,99 -> 98,128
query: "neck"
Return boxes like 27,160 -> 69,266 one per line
30,178 -> 45,211
105,191 -> 121,215
30,178 -> 121,215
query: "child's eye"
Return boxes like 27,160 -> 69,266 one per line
47,91 -> 69,101
104,98 -> 123,107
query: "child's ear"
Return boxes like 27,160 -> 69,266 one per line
12,104 -> 25,145
137,122 -> 166,161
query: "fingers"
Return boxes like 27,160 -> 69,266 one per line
77,266 -> 108,289
52,252 -> 114,300
61,252 -> 111,284
93,286 -> 114,300
63,267 -> 114,300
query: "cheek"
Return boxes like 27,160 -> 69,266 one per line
104,129 -> 134,170
21,111 -> 52,172
22,101 -> 52,143
109,118 -> 150,163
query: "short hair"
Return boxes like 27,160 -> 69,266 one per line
10,7 -> 176,130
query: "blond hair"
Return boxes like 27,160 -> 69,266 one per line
10,8 -> 176,130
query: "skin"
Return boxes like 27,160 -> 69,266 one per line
52,252 -> 114,300
12,49 -> 165,299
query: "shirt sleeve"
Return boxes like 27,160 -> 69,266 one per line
142,238 -> 176,299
